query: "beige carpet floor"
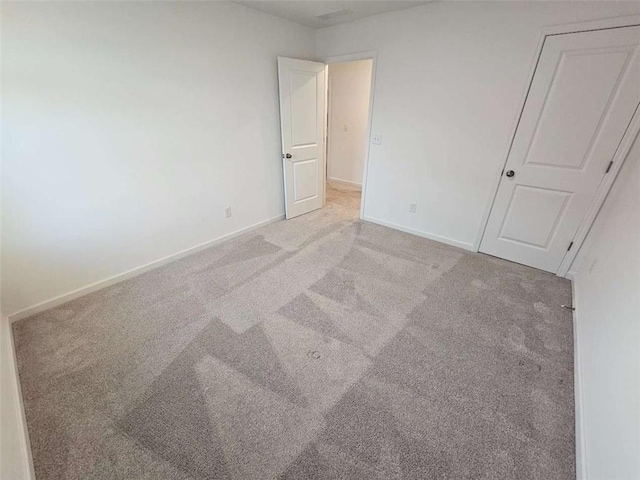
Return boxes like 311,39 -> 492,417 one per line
13,183 -> 575,479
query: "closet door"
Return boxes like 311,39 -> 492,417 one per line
480,26 -> 640,272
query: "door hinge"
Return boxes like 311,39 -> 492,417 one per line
605,160 -> 614,174
567,241 -> 574,251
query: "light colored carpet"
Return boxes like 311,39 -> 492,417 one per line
13,183 -> 575,479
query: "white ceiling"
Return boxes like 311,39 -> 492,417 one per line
234,1 -> 432,29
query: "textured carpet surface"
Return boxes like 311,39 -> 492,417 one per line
13,183 -> 575,480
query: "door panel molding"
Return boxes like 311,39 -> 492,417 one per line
523,48 -> 633,171
497,185 -> 572,250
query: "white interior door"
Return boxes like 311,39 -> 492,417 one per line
277,57 -> 326,219
480,26 -> 640,273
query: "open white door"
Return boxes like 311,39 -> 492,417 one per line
480,26 -> 640,273
277,57 -> 326,219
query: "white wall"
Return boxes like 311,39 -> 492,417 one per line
0,1 -> 315,316
327,60 -> 372,186
572,132 -> 640,480
316,1 -> 640,250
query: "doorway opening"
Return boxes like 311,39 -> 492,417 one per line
277,54 -> 376,221
325,59 -> 373,220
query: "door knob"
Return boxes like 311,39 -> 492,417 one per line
505,170 -> 515,177
285,153 -> 292,159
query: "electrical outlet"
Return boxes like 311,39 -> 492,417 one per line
409,203 -> 417,213
372,134 -> 382,145
224,207 -> 232,218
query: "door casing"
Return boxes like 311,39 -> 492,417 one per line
322,51 -> 378,221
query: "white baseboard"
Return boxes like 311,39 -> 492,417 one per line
327,177 -> 362,188
8,214 -> 285,323
362,215 -> 475,252
572,279 -> 588,480
1,318 -> 35,479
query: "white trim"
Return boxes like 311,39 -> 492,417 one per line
325,62 -> 332,204
541,14 -> 640,37
8,214 -> 285,322
557,105 -> 640,277
474,14 -> 640,276
327,177 -> 362,188
4,319 -> 36,479
572,279 -> 588,480
8,318 -> 36,480
322,50 -> 378,222
363,215 -> 475,252
323,64 -> 329,208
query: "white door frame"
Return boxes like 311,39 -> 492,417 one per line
474,15 -> 640,278
558,104 -> 639,277
321,51 -> 378,221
